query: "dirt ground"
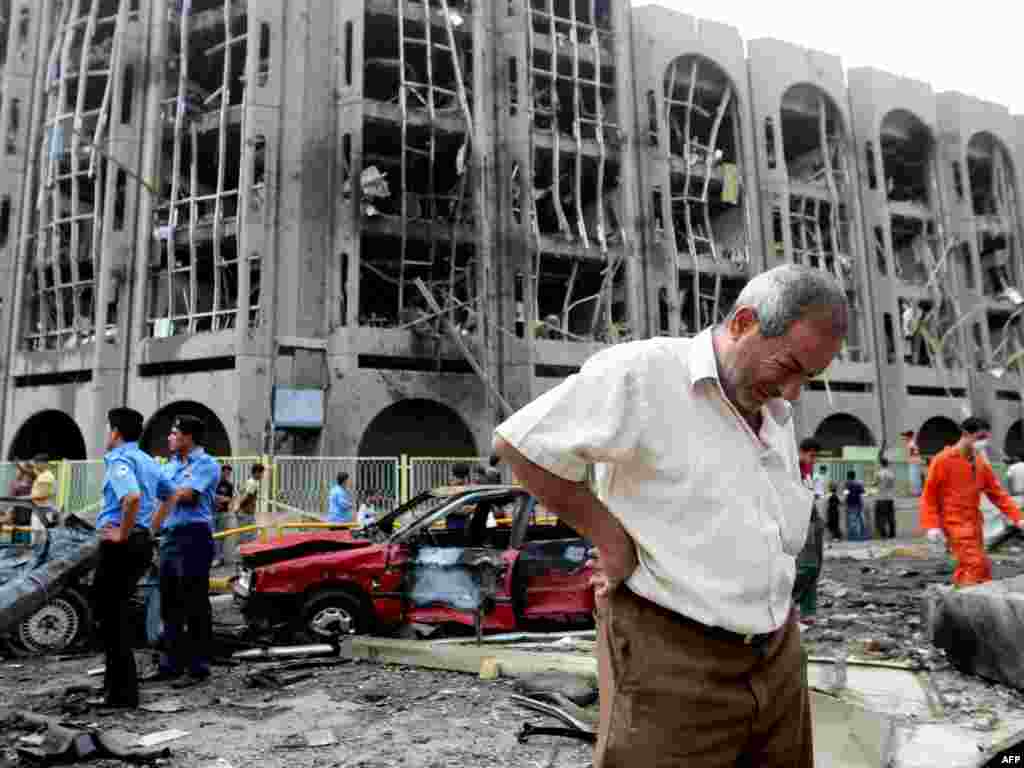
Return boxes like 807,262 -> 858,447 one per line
4,536 -> 1024,767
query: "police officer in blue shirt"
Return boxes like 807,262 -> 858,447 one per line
149,415 -> 221,686
327,472 -> 353,524
94,407 -> 172,708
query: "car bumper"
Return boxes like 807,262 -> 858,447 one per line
233,587 -> 302,629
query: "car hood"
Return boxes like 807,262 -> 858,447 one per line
240,530 -> 375,569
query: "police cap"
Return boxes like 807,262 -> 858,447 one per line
171,414 -> 206,443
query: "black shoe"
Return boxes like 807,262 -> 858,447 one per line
171,671 -> 210,689
88,696 -> 137,709
141,669 -> 182,684
104,697 -> 138,709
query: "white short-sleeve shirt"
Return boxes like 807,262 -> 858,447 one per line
495,329 -> 813,634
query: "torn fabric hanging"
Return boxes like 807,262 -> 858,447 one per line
48,124 -> 64,160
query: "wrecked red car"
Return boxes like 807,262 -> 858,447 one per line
234,485 -> 595,640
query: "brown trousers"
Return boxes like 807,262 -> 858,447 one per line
595,587 -> 813,768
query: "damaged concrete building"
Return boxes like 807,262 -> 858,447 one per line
1,0 -> 1024,462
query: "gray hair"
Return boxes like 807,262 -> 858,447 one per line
728,264 -> 848,338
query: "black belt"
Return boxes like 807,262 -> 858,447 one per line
678,612 -> 778,648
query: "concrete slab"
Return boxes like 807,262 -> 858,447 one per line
808,661 -> 934,718
810,693 -> 896,768
925,578 -> 1024,691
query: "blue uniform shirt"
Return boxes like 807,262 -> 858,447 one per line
99,442 -> 174,530
327,485 -> 353,523
162,447 -> 221,530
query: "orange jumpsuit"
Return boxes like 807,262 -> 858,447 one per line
920,446 -> 1022,586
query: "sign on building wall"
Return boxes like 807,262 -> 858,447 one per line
273,388 -> 325,429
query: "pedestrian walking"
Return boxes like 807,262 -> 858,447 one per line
920,417 -> 1023,586
93,408 -> 173,708
844,471 -> 867,541
149,415 -> 221,687
874,457 -> 897,538
213,465 -> 235,565
826,482 -> 842,540
5,462 -> 34,545
902,429 -> 922,495
29,454 -> 57,543
234,464 -> 265,542
794,439 -> 825,622
327,472 -> 354,524
495,264 -> 848,768
813,464 -> 828,499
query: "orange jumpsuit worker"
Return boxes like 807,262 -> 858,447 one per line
920,416 -> 1024,586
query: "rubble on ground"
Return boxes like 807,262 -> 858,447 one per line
806,537 -> 1024,761
3,535 -> 1024,765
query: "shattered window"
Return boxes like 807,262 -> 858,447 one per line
533,252 -> 628,343
880,109 -> 932,206
662,55 -> 748,335
357,1 -> 478,331
968,133 -> 1022,302
148,0 -> 259,338
23,0 -> 125,351
0,0 -> 8,73
522,0 -> 623,343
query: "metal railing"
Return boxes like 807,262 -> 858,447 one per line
5,454 -> 989,534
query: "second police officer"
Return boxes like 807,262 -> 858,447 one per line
150,415 -> 221,687
94,407 -> 173,708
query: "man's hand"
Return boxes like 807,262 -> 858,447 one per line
1015,519 -> 1024,530
588,524 -> 638,595
101,526 -> 127,544
926,528 -> 946,548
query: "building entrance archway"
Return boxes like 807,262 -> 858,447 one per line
141,401 -> 231,458
917,416 -> 960,456
812,413 -> 875,454
8,410 -> 87,460
358,399 -> 477,458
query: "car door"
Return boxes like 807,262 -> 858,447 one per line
399,491 -> 525,632
510,498 -> 594,621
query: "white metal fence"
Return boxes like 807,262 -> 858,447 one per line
273,457 -> 401,518
4,455 -> 976,528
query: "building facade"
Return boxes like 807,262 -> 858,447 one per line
0,0 -> 1023,462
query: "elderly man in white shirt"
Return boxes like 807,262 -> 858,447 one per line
494,264 -> 847,768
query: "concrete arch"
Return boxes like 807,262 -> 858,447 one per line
966,130 -> 1017,220
968,130 -> 1017,184
812,413 -> 875,454
8,410 -> 87,460
880,108 -> 932,144
917,416 -> 960,456
663,54 -> 743,165
782,81 -> 847,150
141,401 -> 232,459
1005,419 -> 1024,462
358,398 -> 477,458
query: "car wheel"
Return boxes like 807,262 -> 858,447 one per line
17,587 -> 91,655
301,590 -> 369,641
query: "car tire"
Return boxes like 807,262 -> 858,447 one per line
17,587 -> 92,655
300,589 -> 370,641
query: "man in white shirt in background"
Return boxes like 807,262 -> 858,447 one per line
494,264 -> 848,768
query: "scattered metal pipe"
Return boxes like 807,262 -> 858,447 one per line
517,722 -> 595,745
